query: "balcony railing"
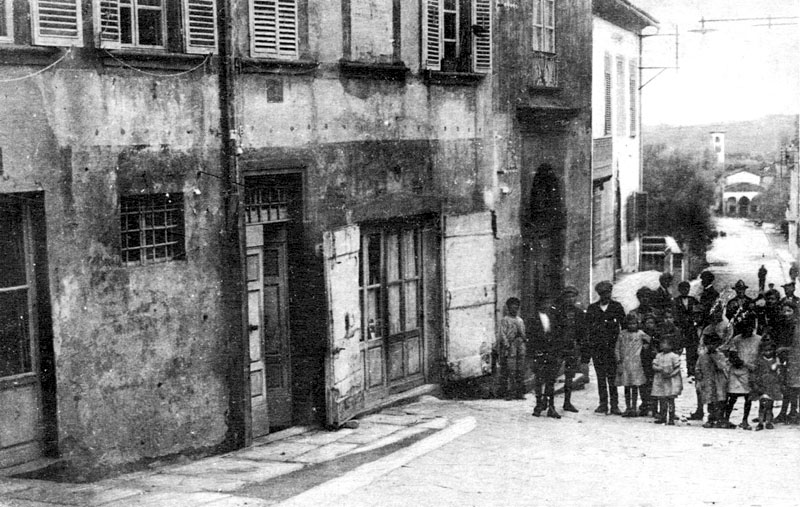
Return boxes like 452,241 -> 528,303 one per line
530,52 -> 559,89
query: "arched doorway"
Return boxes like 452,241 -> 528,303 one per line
526,164 -> 565,303
738,196 -> 750,217
726,197 -> 737,215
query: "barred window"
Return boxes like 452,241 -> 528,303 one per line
120,193 -> 185,265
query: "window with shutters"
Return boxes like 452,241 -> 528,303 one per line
629,59 -> 637,137
0,0 -> 12,44
532,0 -> 554,54
31,0 -> 84,47
95,0 -> 217,53
250,0 -> 299,59
422,0 -> 491,74
603,53 -> 612,136
615,56 -> 625,137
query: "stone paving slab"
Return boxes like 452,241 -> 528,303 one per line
281,428 -> 354,446
201,496 -> 273,507
161,458 -> 300,481
230,442 -> 318,462
0,479 -> 34,495
103,491 -> 232,507
6,482 -> 141,506
337,423 -> 405,444
118,473 -> 246,493
358,413 -> 427,426
290,443 -> 359,464
345,426 -> 429,456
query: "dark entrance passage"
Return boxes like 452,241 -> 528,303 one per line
527,163 -> 566,303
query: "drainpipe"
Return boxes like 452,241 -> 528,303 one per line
218,0 -> 249,450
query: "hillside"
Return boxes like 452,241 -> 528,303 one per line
643,115 -> 798,159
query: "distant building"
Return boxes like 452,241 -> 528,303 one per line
591,0 -> 658,285
710,131 -> 726,166
722,170 -> 763,216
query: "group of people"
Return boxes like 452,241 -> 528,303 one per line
497,269 -> 800,430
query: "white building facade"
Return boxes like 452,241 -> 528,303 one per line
591,0 -> 657,286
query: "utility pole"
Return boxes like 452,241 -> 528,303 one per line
218,0 -> 248,450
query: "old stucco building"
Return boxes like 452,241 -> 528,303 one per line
0,0 -> 593,472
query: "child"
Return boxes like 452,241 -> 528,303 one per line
640,315 -> 660,416
719,317 -> 761,429
658,308 -> 682,357
694,331 -> 729,428
497,297 -> 526,400
652,337 -> 683,425
750,340 -> 782,430
615,314 -> 649,417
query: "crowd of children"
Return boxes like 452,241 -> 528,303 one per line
497,269 -> 800,430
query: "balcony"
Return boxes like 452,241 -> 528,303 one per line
530,52 -> 559,89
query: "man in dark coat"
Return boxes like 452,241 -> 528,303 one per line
529,298 -> 566,419
781,282 -> 800,307
673,281 -> 699,376
726,280 -> 754,338
585,280 -> 626,415
553,285 -> 586,413
651,272 -> 674,315
758,264 -> 767,293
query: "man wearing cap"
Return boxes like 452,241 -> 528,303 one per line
781,282 -> 800,307
585,280 -> 626,415
553,285 -> 586,413
726,280 -> 754,338
699,271 -> 720,328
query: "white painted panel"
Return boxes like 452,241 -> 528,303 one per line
444,212 -> 496,380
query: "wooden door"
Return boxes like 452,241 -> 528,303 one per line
443,212 -> 496,380
246,223 -> 293,435
0,199 -> 43,468
323,225 -> 364,427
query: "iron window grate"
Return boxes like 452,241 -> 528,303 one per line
120,193 -> 185,265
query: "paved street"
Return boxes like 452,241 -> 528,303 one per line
2,216 -> 799,507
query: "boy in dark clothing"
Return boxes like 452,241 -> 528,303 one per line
586,280 -> 626,415
699,271 -> 720,328
530,299 -> 564,418
554,285 -> 586,413
673,281 -> 699,376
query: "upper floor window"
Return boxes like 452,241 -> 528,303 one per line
629,59 -> 637,136
615,55 -> 626,136
97,0 -> 217,54
533,0 -> 554,53
603,53 -> 612,136
422,0 -> 491,73
31,0 -> 84,47
249,0 -> 298,59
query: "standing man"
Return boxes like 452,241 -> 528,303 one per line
726,280 -> 754,338
586,281 -> 626,415
530,299 -> 564,418
651,272 -> 674,315
673,281 -> 699,376
781,282 -> 800,307
758,264 -> 767,293
554,286 -> 586,413
699,271 -> 720,329
497,297 -> 527,400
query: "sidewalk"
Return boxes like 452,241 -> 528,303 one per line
0,400 -> 465,506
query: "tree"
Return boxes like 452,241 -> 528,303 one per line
643,147 -> 717,268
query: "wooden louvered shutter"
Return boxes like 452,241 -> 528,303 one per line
250,0 -> 298,59
603,53 -> 612,136
31,0 -> 83,47
95,0 -> 122,49
184,0 -> 218,54
422,0 -> 441,71
471,0 -> 491,73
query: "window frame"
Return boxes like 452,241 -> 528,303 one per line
615,55 -> 626,137
119,193 -> 186,266
119,0 -> 167,50
249,0 -> 299,60
629,59 -> 637,137
31,0 -> 84,47
0,0 -> 12,44
603,52 -> 612,136
422,0 -> 491,74
533,0 -> 555,54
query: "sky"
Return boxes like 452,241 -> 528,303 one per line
633,0 -> 800,126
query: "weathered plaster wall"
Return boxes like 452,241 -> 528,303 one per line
0,67 -> 229,467
492,0 -> 593,309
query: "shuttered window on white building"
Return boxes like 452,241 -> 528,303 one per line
422,0 -> 492,73
95,0 -> 217,53
184,0 -> 218,54
603,53 -> 612,136
31,0 -> 84,47
250,0 -> 298,59
629,59 -> 637,137
615,55 -> 626,137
